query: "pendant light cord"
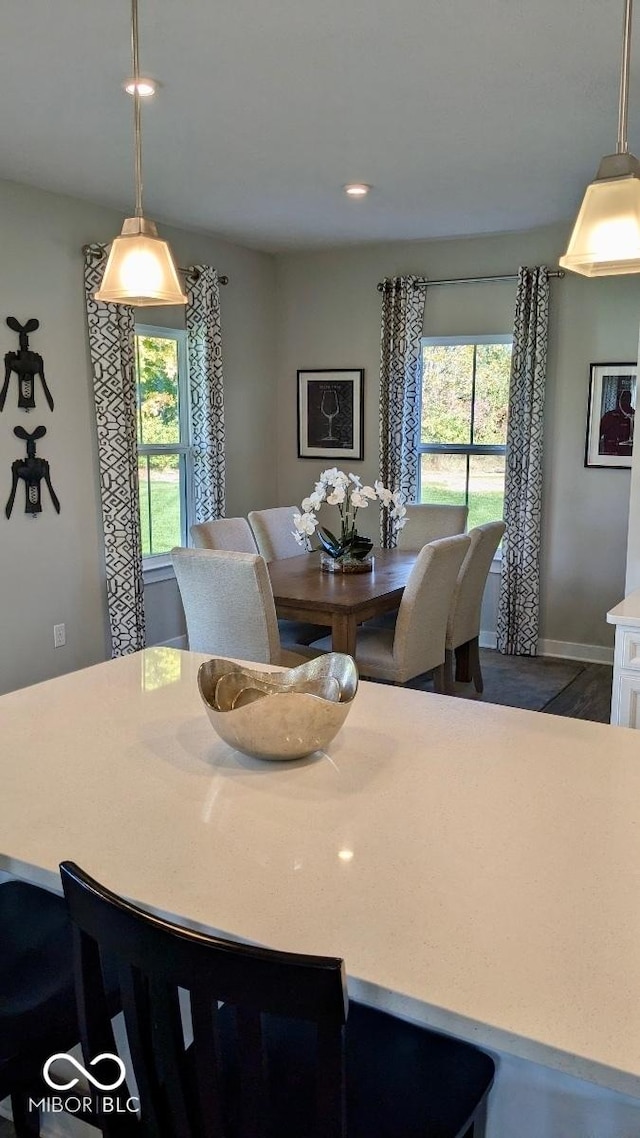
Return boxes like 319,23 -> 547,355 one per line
131,0 -> 144,217
618,0 -> 633,154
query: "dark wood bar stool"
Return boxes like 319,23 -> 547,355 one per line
0,879 -> 79,1137
61,860 -> 495,1138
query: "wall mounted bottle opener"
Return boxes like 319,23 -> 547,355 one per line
5,425 -> 60,518
1,316 -> 54,412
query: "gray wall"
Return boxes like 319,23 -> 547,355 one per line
2,183 -> 637,697
0,178 -> 278,695
274,224 -> 640,652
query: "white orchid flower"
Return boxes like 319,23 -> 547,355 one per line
350,491 -> 369,508
375,480 -> 393,507
295,470 -> 410,550
327,487 -> 346,505
320,467 -> 340,485
293,511 -> 318,535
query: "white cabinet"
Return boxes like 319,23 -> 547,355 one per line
607,591 -> 640,726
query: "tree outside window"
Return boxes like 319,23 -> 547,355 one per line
419,336 -> 512,532
135,328 -> 192,559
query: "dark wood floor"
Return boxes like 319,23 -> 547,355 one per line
540,662 -> 612,723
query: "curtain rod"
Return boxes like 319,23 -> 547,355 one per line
82,245 -> 228,285
376,270 -> 565,291
179,269 -> 229,285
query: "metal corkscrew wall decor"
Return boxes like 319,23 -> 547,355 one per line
0,317 -> 54,412
5,426 -> 60,519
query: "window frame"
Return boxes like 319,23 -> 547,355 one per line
417,333 -> 512,526
135,324 -> 193,576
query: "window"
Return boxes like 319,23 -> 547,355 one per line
135,326 -> 192,563
418,335 -> 512,532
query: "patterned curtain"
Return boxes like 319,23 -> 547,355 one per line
497,266 -> 550,656
186,266 -> 226,523
83,245 -> 145,656
378,275 -> 426,546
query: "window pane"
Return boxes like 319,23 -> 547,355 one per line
138,454 -> 182,556
473,343 -> 512,445
138,457 -> 151,557
421,344 -> 473,444
419,453 -> 467,505
136,335 -> 180,446
467,454 -> 505,531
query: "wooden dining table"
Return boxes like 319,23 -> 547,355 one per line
267,548 -> 418,655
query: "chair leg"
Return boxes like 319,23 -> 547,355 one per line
463,1093 -> 489,1138
432,663 -> 446,694
455,640 -> 471,683
444,650 -> 456,695
469,637 -> 483,693
11,1092 -> 41,1138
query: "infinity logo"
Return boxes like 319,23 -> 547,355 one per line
43,1053 -> 127,1092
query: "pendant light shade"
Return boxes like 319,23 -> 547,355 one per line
96,0 -> 186,306
95,217 -> 187,306
559,155 -> 640,277
560,0 -> 640,277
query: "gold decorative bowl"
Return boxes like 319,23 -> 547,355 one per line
197,654 -> 358,761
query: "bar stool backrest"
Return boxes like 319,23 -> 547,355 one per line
60,861 -> 348,1138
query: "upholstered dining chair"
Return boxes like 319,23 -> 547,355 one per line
246,509 -> 329,647
397,503 -> 469,550
444,520 -> 506,694
171,547 -> 308,666
248,506 -> 300,561
60,859 -> 495,1138
190,517 -> 258,553
314,535 -> 471,689
189,518 -> 324,647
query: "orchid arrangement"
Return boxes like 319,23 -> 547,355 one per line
292,468 -> 408,561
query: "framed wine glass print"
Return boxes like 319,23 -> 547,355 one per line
585,362 -> 637,468
297,369 -> 364,460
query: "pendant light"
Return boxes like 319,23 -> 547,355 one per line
560,0 -> 640,277
95,0 -> 187,305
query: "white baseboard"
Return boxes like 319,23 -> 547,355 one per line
479,631 -> 497,650
479,631 -> 613,665
537,638 -> 613,665
156,633 -> 613,665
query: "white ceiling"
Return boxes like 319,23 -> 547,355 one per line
0,0 -> 637,251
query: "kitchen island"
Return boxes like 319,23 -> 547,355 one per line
2,647 -> 640,1138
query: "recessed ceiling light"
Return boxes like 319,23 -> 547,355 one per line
344,183 -> 371,198
124,77 -> 157,97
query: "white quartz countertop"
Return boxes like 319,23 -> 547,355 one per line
607,587 -> 640,625
2,648 -> 640,1097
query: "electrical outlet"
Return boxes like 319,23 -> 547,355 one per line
53,623 -> 66,649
